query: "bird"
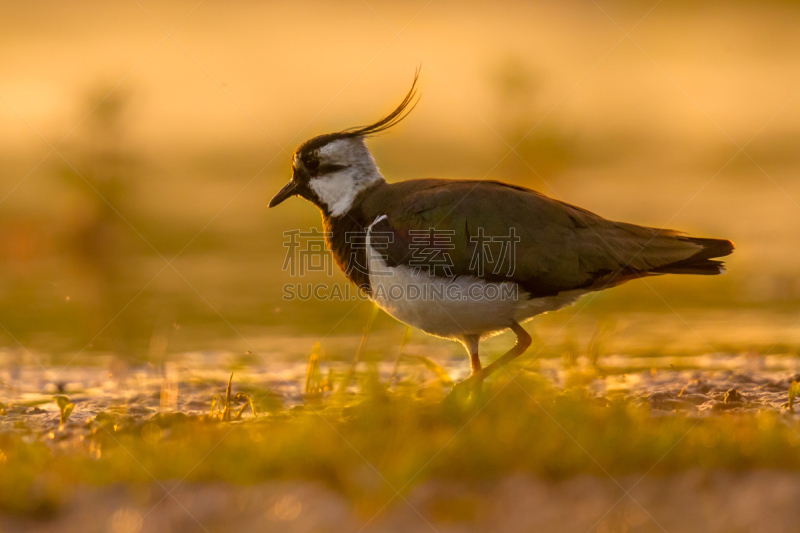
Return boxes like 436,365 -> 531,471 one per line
269,73 -> 734,388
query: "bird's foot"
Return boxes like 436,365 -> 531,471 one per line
445,372 -> 486,404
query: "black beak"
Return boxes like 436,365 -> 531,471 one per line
269,181 -> 298,208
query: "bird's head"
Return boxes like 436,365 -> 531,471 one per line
269,72 -> 419,218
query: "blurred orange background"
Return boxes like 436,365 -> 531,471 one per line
1,0 -> 799,358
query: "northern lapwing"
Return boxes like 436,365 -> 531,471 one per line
269,74 -> 734,387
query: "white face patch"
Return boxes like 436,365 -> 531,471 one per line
306,137 -> 384,217
308,170 -> 360,217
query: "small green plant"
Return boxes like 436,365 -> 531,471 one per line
787,381 -> 800,413
339,305 -> 379,393
390,326 -> 413,383
210,373 -> 257,421
305,343 -> 329,395
561,331 -> 580,368
587,319 -> 616,368
54,395 -> 74,426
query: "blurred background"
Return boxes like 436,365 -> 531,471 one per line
1,0 -> 799,362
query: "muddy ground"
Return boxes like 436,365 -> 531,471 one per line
3,353 -> 800,532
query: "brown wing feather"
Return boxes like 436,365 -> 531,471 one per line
360,179 -> 734,297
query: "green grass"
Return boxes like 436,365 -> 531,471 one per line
2,371 -> 800,517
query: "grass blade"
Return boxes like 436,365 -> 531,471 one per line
390,326 -> 413,384
402,354 -> 453,386
338,304 -> 379,393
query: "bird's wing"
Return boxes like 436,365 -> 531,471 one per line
364,179 -> 733,297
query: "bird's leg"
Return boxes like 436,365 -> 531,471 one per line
463,321 -> 531,386
462,334 -> 481,375
446,335 -> 483,401
470,352 -> 482,375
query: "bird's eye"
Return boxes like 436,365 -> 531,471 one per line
304,157 -> 320,173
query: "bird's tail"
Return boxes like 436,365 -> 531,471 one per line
649,236 -> 734,275
581,220 -> 735,290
